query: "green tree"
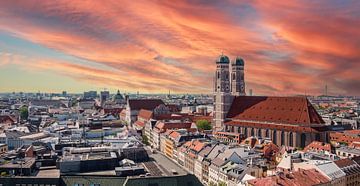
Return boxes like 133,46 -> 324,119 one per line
142,135 -> 150,145
19,106 -> 28,120
196,119 -> 212,130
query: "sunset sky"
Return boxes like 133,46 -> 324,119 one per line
0,0 -> 359,95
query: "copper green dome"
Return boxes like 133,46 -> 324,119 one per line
216,54 -> 230,64
233,57 -> 244,66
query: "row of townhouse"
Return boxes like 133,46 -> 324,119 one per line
158,133 -> 267,186
275,148 -> 360,186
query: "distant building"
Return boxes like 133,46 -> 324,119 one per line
112,90 -> 125,104
124,99 -> 166,125
100,91 -> 110,106
83,91 -> 97,99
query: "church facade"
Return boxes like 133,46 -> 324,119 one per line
213,54 -> 329,148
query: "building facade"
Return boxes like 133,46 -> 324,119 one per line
213,54 -> 329,148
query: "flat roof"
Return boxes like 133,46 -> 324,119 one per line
0,158 -> 35,169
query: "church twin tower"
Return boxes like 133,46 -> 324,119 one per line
213,54 -> 246,131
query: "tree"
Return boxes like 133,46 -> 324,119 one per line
196,119 -> 212,130
19,106 -> 28,120
142,135 -> 150,145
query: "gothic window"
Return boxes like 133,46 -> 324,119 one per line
273,130 -> 277,145
265,129 -> 270,138
289,132 -> 293,147
217,71 -> 220,79
301,133 -> 306,148
281,131 -> 285,146
257,128 -> 262,138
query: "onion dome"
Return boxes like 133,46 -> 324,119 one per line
216,54 -> 230,64
233,56 -> 244,66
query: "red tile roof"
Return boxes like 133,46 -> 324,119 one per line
134,120 -> 145,128
334,158 -> 356,168
0,115 -> 15,123
248,169 -> 329,186
227,96 -> 324,126
155,121 -> 192,132
128,99 -> 164,110
304,141 -> 332,152
169,131 -> 181,140
138,109 -> 153,120
103,108 -> 124,115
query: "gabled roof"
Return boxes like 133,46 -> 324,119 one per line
227,96 -> 324,126
248,169 -> 329,186
138,109 -> 153,120
304,141 -> 331,152
0,115 -> 15,123
334,158 -> 356,168
128,99 -> 164,111
155,121 -> 192,131
169,131 -> 181,140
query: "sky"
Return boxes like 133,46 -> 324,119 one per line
0,0 -> 359,96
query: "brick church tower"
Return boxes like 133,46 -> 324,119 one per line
213,54 -> 246,131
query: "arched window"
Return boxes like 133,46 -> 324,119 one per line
232,73 -> 235,80
301,133 -> 306,148
273,130 -> 277,145
251,128 -> 254,136
258,128 -> 262,138
237,127 -> 241,134
217,71 -> 220,79
289,132 -> 293,147
265,129 -> 270,138
281,131 -> 285,146
244,128 -> 248,137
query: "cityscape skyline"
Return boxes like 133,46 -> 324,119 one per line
1,1 -> 360,96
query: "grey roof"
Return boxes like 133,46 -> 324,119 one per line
316,161 -> 346,180
337,146 -> 360,155
211,157 -> 226,167
206,144 -> 226,160
4,130 -> 27,138
217,147 -> 249,160
198,146 -> 213,158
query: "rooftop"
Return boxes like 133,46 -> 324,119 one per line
227,96 -> 324,126
128,99 -> 164,111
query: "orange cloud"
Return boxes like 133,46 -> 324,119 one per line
0,0 -> 359,95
